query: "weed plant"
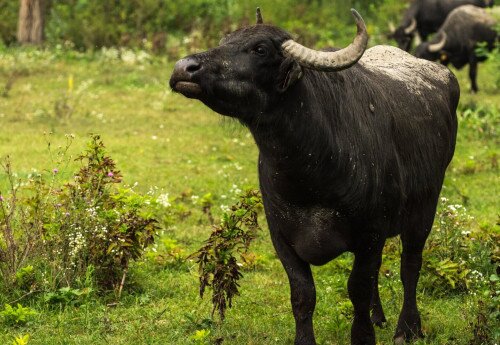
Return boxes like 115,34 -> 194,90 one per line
0,135 -> 160,297
195,189 -> 262,320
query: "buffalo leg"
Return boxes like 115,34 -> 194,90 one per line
469,56 -> 478,93
370,254 -> 386,327
394,207 -> 435,343
270,231 -> 316,345
349,241 -> 384,345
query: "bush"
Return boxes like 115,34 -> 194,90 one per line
194,189 -> 262,320
1,0 -> 410,56
0,135 -> 160,295
0,0 -> 19,46
0,304 -> 37,327
420,197 -> 497,296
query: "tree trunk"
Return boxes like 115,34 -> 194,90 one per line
17,0 -> 45,44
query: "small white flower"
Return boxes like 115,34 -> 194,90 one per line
156,193 -> 171,207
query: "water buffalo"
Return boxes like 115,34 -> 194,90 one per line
170,8 -> 459,345
391,0 -> 494,51
415,5 -> 498,93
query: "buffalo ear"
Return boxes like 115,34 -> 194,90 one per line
277,57 -> 303,93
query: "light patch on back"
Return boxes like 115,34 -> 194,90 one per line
358,45 -> 453,95
452,5 -> 496,26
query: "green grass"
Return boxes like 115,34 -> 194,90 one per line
0,45 -> 498,345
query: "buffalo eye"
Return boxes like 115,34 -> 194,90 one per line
252,45 -> 268,57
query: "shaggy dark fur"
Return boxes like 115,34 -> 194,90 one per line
170,22 -> 459,345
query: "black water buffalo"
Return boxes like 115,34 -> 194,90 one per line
391,0 -> 494,51
415,5 -> 498,92
170,8 -> 459,345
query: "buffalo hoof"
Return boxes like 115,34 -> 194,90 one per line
393,328 -> 424,344
371,313 -> 387,328
352,338 -> 376,345
294,336 -> 316,345
393,335 -> 406,345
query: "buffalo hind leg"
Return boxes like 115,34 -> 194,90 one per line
469,55 -> 478,93
394,206 -> 436,344
270,231 -> 316,345
370,254 -> 387,327
349,240 -> 385,345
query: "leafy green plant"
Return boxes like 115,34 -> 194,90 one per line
15,265 -> 35,291
194,189 -> 262,320
458,103 -> 499,140
0,304 -> 37,327
39,135 -> 159,292
0,135 -> 160,295
44,287 -> 92,308
421,198 -> 496,295
190,329 -> 211,345
12,334 -> 30,345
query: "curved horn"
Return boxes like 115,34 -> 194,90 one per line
281,9 -> 368,72
256,7 -> 263,24
428,32 -> 447,52
404,18 -> 417,34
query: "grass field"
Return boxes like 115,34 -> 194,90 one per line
0,43 -> 498,345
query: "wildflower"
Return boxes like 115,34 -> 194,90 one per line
157,193 -> 171,207
53,168 -> 59,174
107,171 -> 114,177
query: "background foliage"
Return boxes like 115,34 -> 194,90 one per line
0,0 -> 410,54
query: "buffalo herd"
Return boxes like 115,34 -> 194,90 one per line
170,2 -> 497,345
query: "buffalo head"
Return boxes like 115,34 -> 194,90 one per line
415,32 -> 447,62
169,8 -> 368,121
389,18 -> 417,52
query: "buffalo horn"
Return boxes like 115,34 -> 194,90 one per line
428,32 -> 447,52
256,7 -> 263,24
404,18 -> 417,34
281,9 -> 368,72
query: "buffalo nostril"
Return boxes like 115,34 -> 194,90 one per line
186,62 -> 201,73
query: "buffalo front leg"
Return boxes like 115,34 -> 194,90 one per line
370,254 -> 386,327
270,231 -> 316,345
394,249 -> 426,344
349,242 -> 385,345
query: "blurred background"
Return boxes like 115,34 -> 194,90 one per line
1,0 -> 407,58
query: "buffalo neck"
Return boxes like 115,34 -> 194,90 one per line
246,68 -> 368,210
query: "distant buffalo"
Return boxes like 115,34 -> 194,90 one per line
391,0 -> 494,51
170,8 -> 459,345
415,5 -> 498,92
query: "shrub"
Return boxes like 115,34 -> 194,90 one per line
0,135 -> 160,296
0,304 -> 37,327
421,197 -> 496,295
194,189 -> 262,320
